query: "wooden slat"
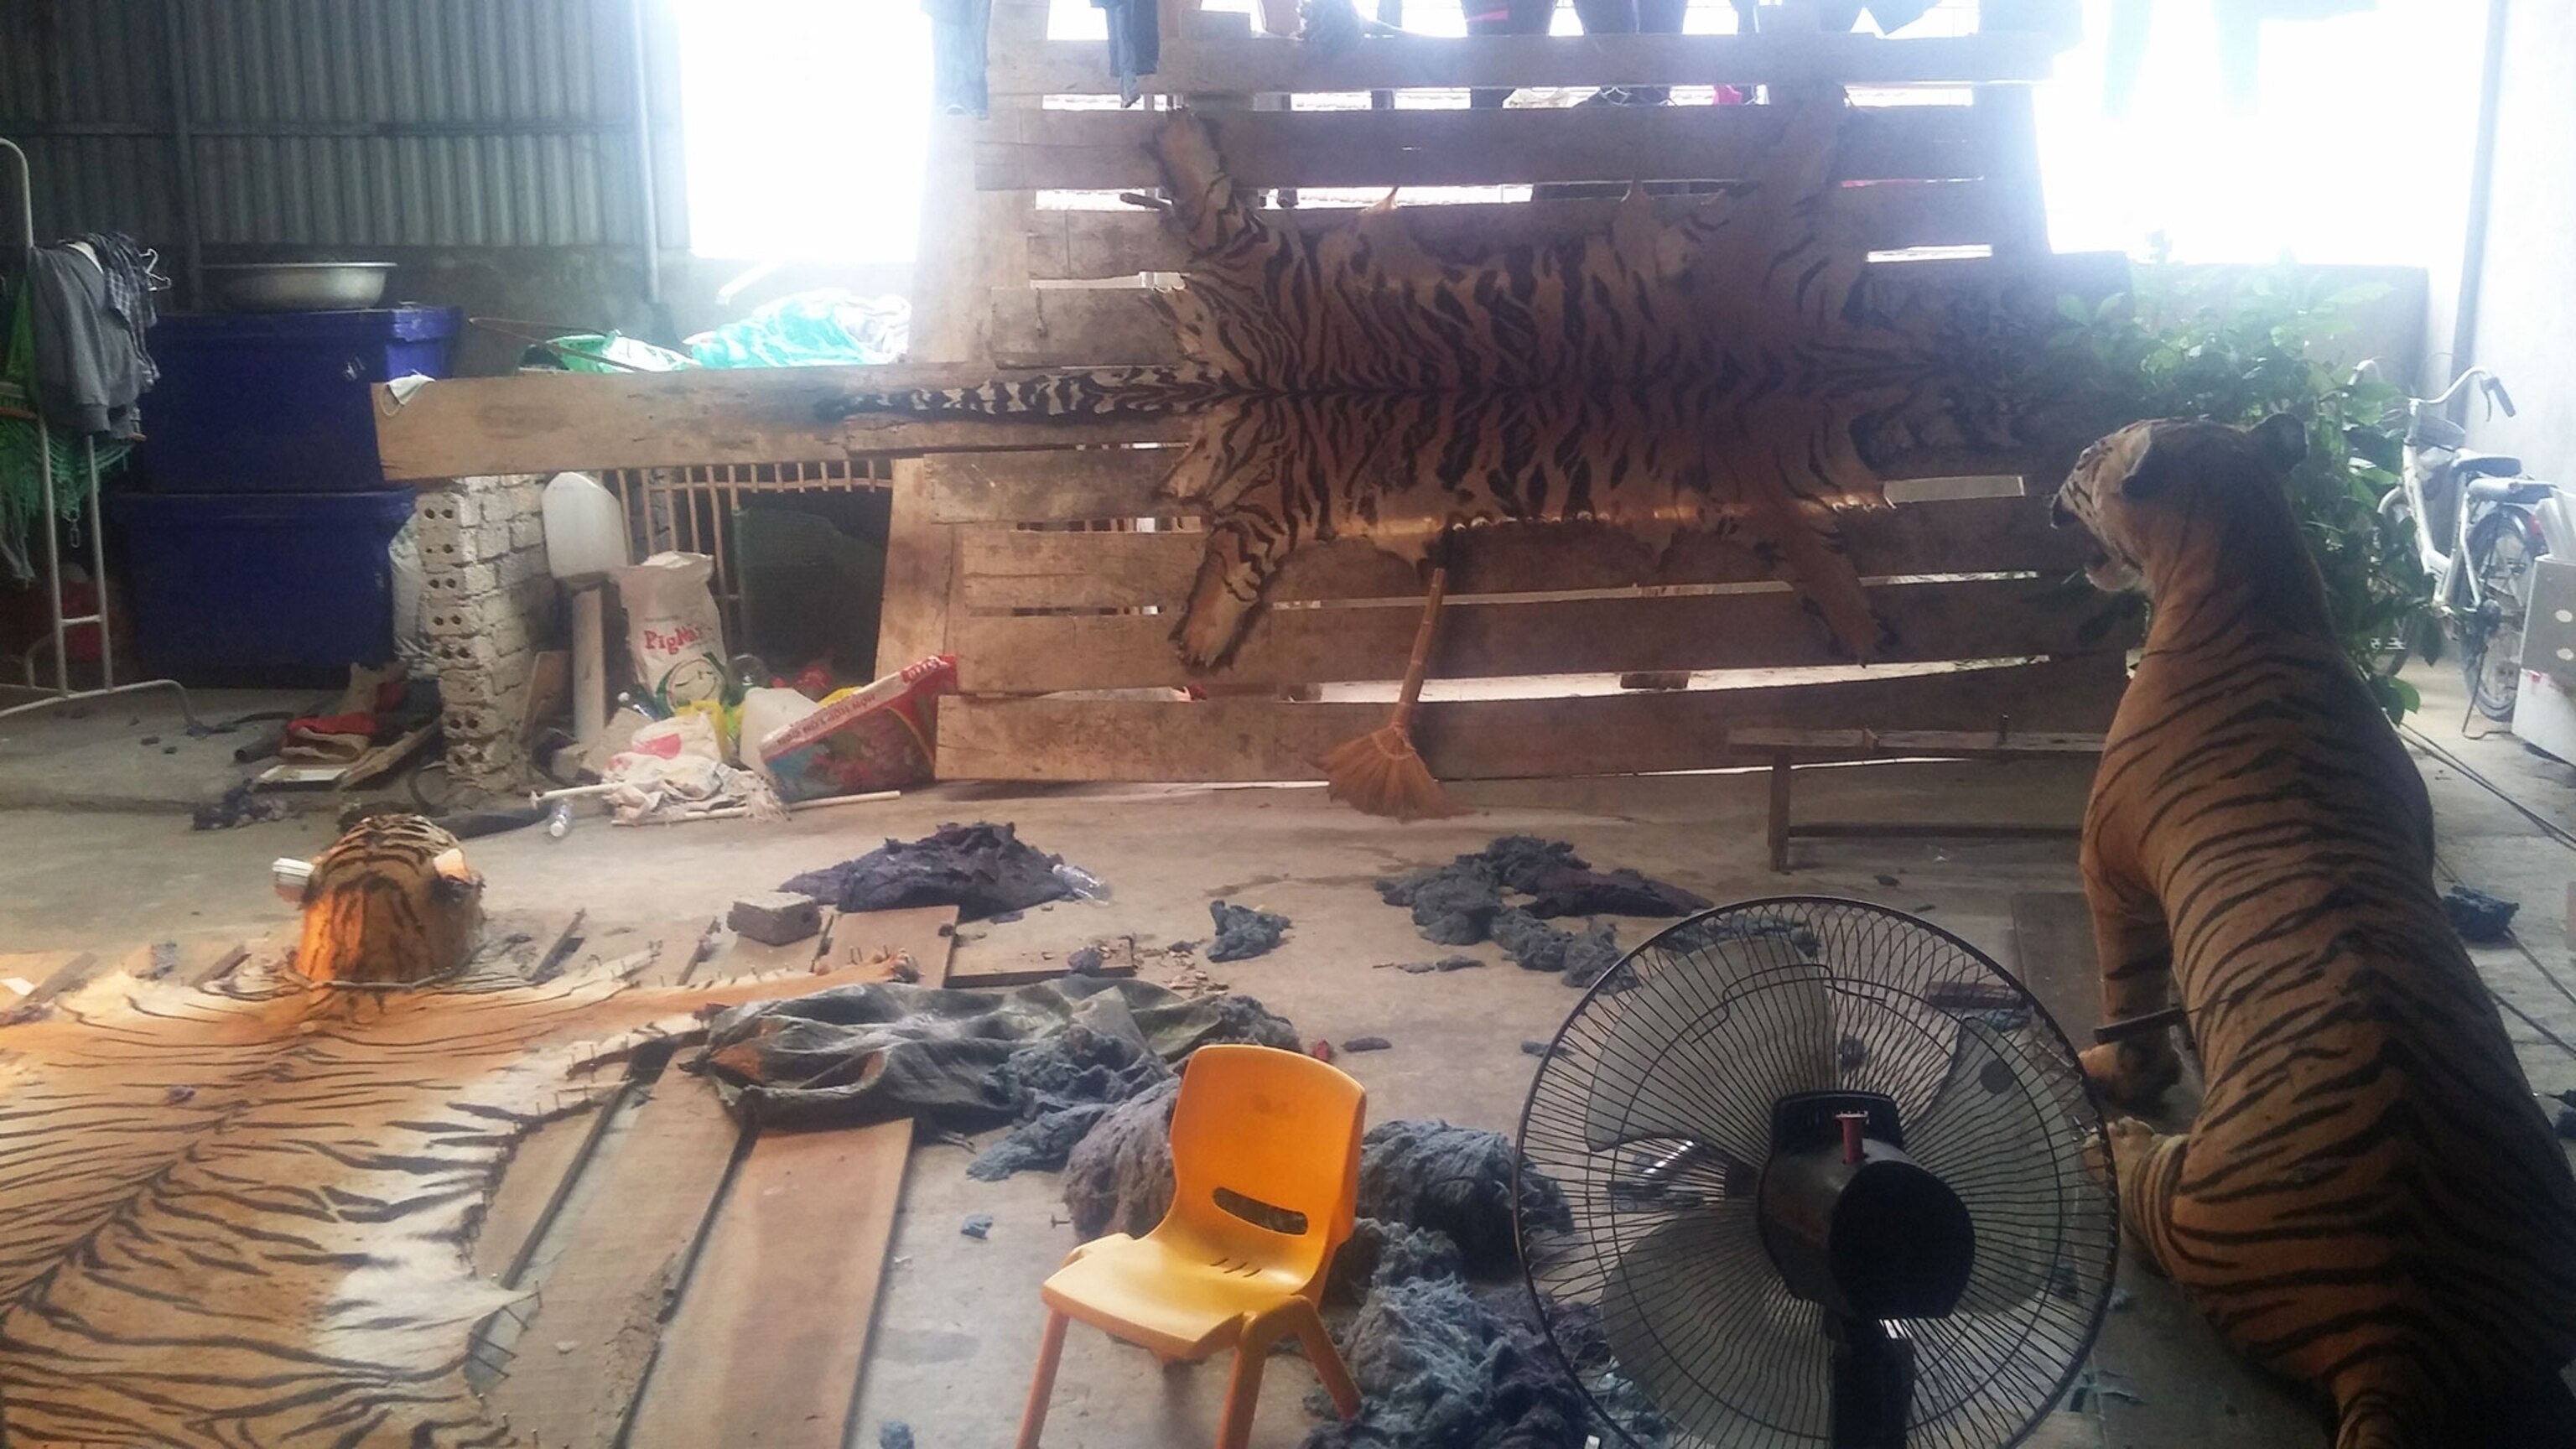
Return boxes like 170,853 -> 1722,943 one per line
958,496 -> 2069,611
994,31 -> 2057,96
987,249 -> 2128,370
0,952 -> 101,1016
480,1076 -> 745,1449
815,905 -> 965,982
371,364 -> 1187,482
924,444 -> 1192,524
1026,183 -> 2011,281
951,576 -> 2132,693
475,1100 -> 621,1287
978,104 -> 1998,192
625,908 -> 956,1449
937,655 -> 2128,782
1733,727 -> 2105,754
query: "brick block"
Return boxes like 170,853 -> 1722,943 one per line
728,892 -> 823,947
511,515 -> 543,548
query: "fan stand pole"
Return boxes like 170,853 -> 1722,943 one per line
1827,1315 -> 1914,1449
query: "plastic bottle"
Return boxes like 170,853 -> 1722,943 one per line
545,801 -> 574,839
1052,863 -> 1111,901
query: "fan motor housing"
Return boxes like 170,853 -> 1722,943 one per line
1758,1092 -> 1976,1321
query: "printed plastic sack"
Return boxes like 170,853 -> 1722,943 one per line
757,655 -> 956,802
615,553 -> 729,714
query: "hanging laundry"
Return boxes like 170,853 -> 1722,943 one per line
1095,0 -> 1161,106
922,0 -> 993,118
18,231 -> 158,439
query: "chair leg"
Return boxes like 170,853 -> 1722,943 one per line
1217,1337 -> 1270,1449
1015,1309 -> 1072,1449
1287,1301 -> 1362,1419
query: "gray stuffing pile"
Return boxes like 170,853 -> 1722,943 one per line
1376,836 -> 1710,985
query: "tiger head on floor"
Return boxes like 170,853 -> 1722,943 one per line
2048,412 -> 2309,596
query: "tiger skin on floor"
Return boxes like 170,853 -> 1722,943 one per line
835,101 -> 1987,670
0,907 -> 902,1446
294,811 -> 485,985
2049,413 -> 2576,1447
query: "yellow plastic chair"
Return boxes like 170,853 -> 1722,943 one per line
1015,1043 -> 1368,1449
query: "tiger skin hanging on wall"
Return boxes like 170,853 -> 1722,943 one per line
834,100 -> 2021,670
2052,415 -> 2576,1447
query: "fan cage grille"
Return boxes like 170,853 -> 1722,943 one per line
1514,896 -> 2121,1449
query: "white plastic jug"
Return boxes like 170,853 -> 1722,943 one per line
737,687 -> 822,782
543,471 -> 629,581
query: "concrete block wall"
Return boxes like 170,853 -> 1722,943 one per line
416,475 -> 556,791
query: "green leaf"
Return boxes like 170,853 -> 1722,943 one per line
2057,294 -> 2090,325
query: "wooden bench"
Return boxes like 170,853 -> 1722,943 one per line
1732,726 -> 2109,871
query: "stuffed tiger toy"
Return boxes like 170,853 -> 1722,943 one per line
831,101 -> 2031,670
2050,413 -> 2576,1446
293,812 -> 485,985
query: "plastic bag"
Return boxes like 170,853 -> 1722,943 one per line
615,553 -> 730,714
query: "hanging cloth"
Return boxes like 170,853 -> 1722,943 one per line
1094,0 -> 1161,107
922,0 -> 993,118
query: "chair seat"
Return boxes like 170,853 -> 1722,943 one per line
1041,1232 -> 1317,1361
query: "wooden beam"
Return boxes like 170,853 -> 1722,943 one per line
977,104 -> 1996,192
949,575 -> 2132,693
985,250 -> 2128,369
994,31 -> 2056,96
624,907 -> 955,1449
935,655 -> 2128,782
370,364 -> 1188,480
957,496 -> 2073,610
1026,182 -> 2012,281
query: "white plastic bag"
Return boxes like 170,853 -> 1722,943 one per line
614,553 -> 729,713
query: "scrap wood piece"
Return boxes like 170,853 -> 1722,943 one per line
0,951 -> 100,1022
948,933 -> 1144,990
625,905 -> 958,1449
478,1073 -> 746,1449
474,1088 -> 626,1289
816,905 -> 963,984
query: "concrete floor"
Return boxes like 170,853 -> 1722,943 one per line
3,659 -> 2573,1449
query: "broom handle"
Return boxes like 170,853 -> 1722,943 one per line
1389,565 -> 1450,734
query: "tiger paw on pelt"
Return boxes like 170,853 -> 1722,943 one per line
2053,412 -> 2576,1447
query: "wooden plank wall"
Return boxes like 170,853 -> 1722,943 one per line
927,0 -> 2128,782
369,3 -> 2128,787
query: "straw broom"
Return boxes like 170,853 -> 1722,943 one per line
1318,562 -> 1457,822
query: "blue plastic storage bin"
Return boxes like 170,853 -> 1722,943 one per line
108,489 -> 415,683
143,306 -> 461,491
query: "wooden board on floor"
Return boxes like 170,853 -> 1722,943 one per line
950,576 -> 2134,693
816,906 -> 963,983
625,907 -> 956,1449
479,1072 -> 746,1449
957,496 -> 2076,611
938,655 -> 2130,782
0,951 -> 100,1015
475,1096 -> 622,1288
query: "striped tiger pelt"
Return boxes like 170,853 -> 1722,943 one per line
2051,414 -> 2576,1447
835,101 -> 1971,669
0,938 -> 895,1446
295,812 -> 485,985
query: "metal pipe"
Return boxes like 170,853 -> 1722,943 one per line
164,0 -> 204,307
2448,0 -> 2510,388
626,0 -> 664,312
0,678 -> 202,728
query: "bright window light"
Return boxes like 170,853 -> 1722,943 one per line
2033,0 -> 2484,265
674,0 -> 932,262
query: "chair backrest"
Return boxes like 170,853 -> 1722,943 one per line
1164,1044 -> 1366,1291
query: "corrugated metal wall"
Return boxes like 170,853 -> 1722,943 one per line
0,0 -> 662,251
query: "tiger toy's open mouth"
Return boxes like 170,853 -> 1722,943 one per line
2048,489 -> 2131,590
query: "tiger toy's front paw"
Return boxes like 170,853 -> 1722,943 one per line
2080,1038 -> 2182,1111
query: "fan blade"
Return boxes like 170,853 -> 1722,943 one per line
1902,1016 -> 2064,1312
1602,1197 -> 1828,1444
1583,944 -> 1835,1165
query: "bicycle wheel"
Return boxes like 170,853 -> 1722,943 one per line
2464,507 -> 2541,723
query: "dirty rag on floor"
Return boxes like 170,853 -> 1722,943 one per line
779,821 -> 1082,922
1207,899 -> 1291,962
1376,836 -> 1706,980
688,974 -> 1296,1136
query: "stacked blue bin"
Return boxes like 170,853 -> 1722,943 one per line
110,306 -> 460,682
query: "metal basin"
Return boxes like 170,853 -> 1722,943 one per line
204,262 -> 396,313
